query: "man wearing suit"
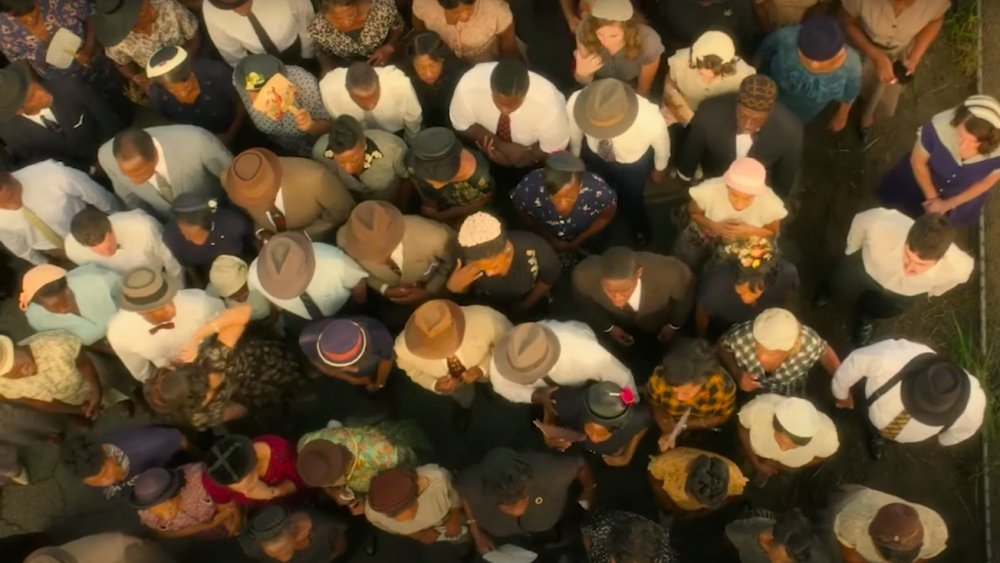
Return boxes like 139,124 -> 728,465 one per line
222,148 -> 355,242
572,246 -> 695,347
675,74 -> 803,197
0,62 -> 123,172
98,126 -> 234,221
337,200 -> 456,305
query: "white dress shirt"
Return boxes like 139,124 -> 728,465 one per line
449,62 -> 569,153
150,138 -> 172,193
831,339 -> 985,446
22,107 -> 58,128
735,133 -> 753,159
64,209 -> 183,280
0,160 -> 117,264
247,242 -> 369,320
203,0 -> 316,66
107,289 -> 225,382
567,90 -> 671,170
627,278 -> 642,311
845,208 -> 974,297
319,66 -> 423,140
489,319 -> 637,404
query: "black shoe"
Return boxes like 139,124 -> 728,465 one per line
852,318 -> 875,347
363,533 -> 377,556
868,433 -> 885,461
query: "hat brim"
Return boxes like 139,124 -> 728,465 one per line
257,239 -> 315,300
574,83 -> 640,139
342,218 -> 406,263
404,301 -> 466,360
901,364 -> 971,427
222,150 -> 282,209
0,335 -> 14,377
129,469 -> 184,509
493,325 -> 561,385
299,318 -> 331,366
0,62 -> 30,119
95,0 -> 143,47
117,273 -> 180,313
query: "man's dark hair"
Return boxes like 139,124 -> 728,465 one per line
327,115 -> 365,154
541,168 -> 578,196
70,206 -> 113,247
436,0 -> 476,9
60,435 -> 107,480
481,448 -> 533,505
603,514 -> 670,563
905,213 -> 954,261
490,59 -> 530,97
660,339 -> 721,386
346,62 -> 379,92
773,417 -> 812,447
34,277 -> 69,304
112,128 -> 156,162
598,246 -> 639,281
773,510 -> 829,562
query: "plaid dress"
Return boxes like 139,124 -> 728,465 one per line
719,322 -> 827,396
646,370 -> 736,422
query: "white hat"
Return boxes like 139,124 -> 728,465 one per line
723,157 -> 767,195
146,45 -> 189,79
964,95 -> 1000,128
0,335 -> 14,376
209,255 -> 249,298
773,397 -> 820,439
752,308 -> 800,351
589,0 -> 634,22
691,31 -> 736,63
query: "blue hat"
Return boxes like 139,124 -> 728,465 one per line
299,318 -> 367,368
797,15 -> 845,62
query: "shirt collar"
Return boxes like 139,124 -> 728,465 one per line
389,241 -> 404,268
627,278 -> 642,310
151,137 -> 169,180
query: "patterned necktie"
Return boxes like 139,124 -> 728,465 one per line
300,291 -> 325,320
268,207 -> 288,232
247,11 -> 280,56
21,206 -> 64,250
153,172 -> 175,203
446,356 -> 467,379
148,322 -> 176,335
495,113 -> 512,142
39,114 -> 63,134
596,138 -> 616,162
879,411 -> 913,440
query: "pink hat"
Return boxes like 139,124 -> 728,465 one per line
723,157 -> 767,195
19,264 -> 67,311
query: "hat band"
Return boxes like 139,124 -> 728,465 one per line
586,112 -> 625,128
124,279 -> 170,307
318,330 -> 368,368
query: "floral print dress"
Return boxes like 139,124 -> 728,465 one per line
138,463 -> 220,535
297,423 -> 421,494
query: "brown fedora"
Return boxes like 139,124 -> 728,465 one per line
573,78 -> 639,139
404,299 -> 466,359
118,267 -> 180,313
493,323 -> 561,385
256,232 -> 315,300
341,201 -> 406,262
223,148 -> 283,209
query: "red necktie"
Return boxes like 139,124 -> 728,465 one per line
496,113 -> 512,142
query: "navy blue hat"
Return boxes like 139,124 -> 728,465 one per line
797,15 -> 845,62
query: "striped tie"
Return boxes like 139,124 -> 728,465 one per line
879,411 -> 912,440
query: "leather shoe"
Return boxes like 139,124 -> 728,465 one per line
868,433 -> 885,460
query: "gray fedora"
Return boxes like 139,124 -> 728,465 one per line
94,0 -> 144,48
493,323 -> 561,385
118,267 -> 180,313
573,79 -> 639,140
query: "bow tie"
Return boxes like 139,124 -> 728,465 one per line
149,322 -> 176,335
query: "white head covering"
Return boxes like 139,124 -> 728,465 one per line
0,335 -> 14,376
209,255 -> 249,298
146,46 -> 189,79
774,397 -> 820,439
457,212 -> 503,248
589,0 -> 634,21
691,31 -> 737,63
963,95 -> 1000,128
752,308 -> 800,351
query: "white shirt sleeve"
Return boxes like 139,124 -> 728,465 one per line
139,213 -> 183,281
929,250 -> 974,297
61,165 -> 118,213
204,9 -> 247,66
319,71 -> 347,118
448,75 -> 476,133
566,92 -> 584,157
831,345 -> 881,400
938,377 -> 986,446
107,320 -> 153,382
396,71 -> 423,140
0,228 -> 46,264
646,103 -> 671,171
488,361 -> 535,404
536,82 -> 570,153
844,210 -> 871,256
292,0 -> 318,58
593,347 -> 637,396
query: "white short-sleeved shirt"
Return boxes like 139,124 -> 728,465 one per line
689,177 -> 788,225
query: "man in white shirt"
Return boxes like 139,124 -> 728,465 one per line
825,209 -> 974,345
319,62 -> 422,142
248,232 -> 368,331
489,320 -> 636,404
0,160 -> 118,265
66,206 -> 183,281
107,268 -> 225,382
450,60 -> 569,170
567,78 -> 669,244
203,0 -> 316,67
831,338 -> 985,459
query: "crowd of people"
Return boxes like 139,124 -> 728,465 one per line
0,0 -> 994,561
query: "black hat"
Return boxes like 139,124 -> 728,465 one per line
408,127 -> 462,182
206,435 -> 257,485
130,467 -> 185,509
0,61 -> 30,119
248,505 -> 292,541
94,0 -> 144,47
235,54 -> 287,92
684,455 -> 730,509
171,192 -> 216,214
584,381 -> 633,429
901,357 -> 971,427
207,0 -> 250,9
545,152 -> 585,173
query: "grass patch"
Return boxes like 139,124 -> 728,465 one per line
947,315 -> 997,443
944,1 -> 980,79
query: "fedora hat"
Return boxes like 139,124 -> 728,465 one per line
0,61 -> 30,119
118,267 -> 179,313
129,467 -> 184,509
573,79 -> 639,139
222,148 -> 283,209
341,201 -> 406,262
901,357 -> 971,427
94,0 -> 143,47
205,435 -> 256,486
297,440 -> 352,487
299,318 -> 369,368
256,232 -> 315,300
403,300 -> 466,360
493,323 -> 561,385
24,547 -> 78,563
584,380 -> 632,429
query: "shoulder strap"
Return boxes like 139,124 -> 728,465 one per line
864,352 -> 938,408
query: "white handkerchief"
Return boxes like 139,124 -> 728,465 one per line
483,544 -> 538,563
46,28 -> 82,70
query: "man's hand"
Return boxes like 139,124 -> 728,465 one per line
448,259 -> 484,291
413,528 -> 440,544
390,285 -> 430,304
607,326 -> 635,347
475,135 -> 499,158
444,512 -> 463,538
474,532 -> 496,555
835,395 -> 855,410
291,107 -> 315,132
543,434 -> 572,451
574,49 -> 604,76
367,45 -> 395,66
923,197 -> 950,214
657,433 -> 676,452
739,371 -> 762,392
434,376 -> 458,393
903,54 -> 921,76
461,366 -> 484,383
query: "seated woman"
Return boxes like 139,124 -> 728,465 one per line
878,95 -> 1000,228
309,0 -> 405,73
662,30 -> 755,127
647,447 -> 746,515
582,510 -> 677,563
142,303 -> 302,430
726,508 -> 830,562
163,193 -> 256,289
447,212 -> 560,319
408,128 -> 495,224
146,46 -> 245,146
202,434 -> 305,508
130,465 -> 243,539
242,505 -> 350,562
831,485 -> 948,563
298,316 -> 395,392
233,54 -> 332,157
511,153 -> 617,267
573,0 -> 663,96
695,237 -> 799,341
537,381 -> 651,467
61,426 -> 187,499
457,447 -> 595,556
399,32 -> 469,129
411,0 -> 519,64
646,339 -> 736,451
674,157 -> 787,271
364,465 -> 468,544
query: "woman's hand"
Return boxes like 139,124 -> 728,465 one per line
873,51 -> 896,83
367,44 -> 395,66
923,197 -> 951,214
178,339 -> 201,364
291,107 -> 315,132
573,49 -> 604,77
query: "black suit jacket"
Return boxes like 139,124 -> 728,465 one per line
0,76 -> 123,171
675,93 -> 803,197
